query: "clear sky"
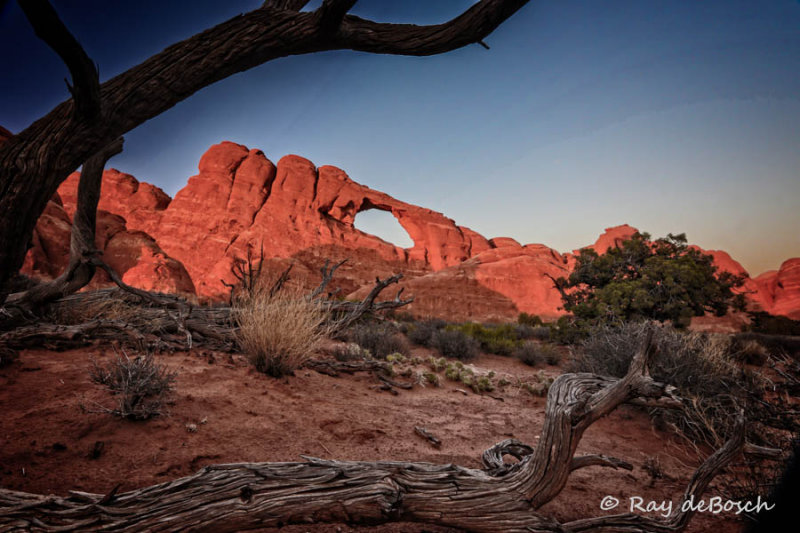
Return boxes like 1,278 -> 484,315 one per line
1,1 -> 798,276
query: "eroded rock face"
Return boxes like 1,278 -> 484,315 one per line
130,142 -> 492,299
756,259 -> 800,320
19,138 -> 800,322
21,199 -> 194,297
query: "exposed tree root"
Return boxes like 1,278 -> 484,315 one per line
0,330 -> 747,532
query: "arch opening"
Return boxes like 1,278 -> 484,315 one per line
353,208 -> 414,249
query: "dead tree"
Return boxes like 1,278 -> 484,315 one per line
0,331 -> 747,532
0,0 -> 530,302
4,138 -> 124,315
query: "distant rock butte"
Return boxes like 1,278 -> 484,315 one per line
19,140 -> 800,322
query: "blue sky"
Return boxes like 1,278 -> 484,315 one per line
1,1 -> 798,275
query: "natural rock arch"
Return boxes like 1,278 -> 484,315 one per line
354,206 -> 416,249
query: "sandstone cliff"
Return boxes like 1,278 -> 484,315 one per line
17,139 -> 800,322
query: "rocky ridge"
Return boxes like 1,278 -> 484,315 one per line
15,139 -> 800,322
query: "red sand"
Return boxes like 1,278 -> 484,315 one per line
0,347 -> 742,532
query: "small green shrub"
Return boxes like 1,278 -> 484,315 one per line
423,371 -> 440,386
348,322 -> 410,359
386,352 -> 406,363
518,312 -> 543,327
431,329 -> 480,361
448,322 -> 521,355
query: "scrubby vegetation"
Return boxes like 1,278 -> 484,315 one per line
88,350 -> 176,420
568,322 -> 776,447
406,318 -> 447,347
747,311 -> 800,336
347,322 -> 410,359
429,329 -> 480,361
514,341 -> 561,367
552,232 -> 746,330
234,287 -> 331,377
446,322 -> 521,355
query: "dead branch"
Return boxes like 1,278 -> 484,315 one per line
414,426 -> 442,448
327,274 -> 414,332
5,138 -> 123,315
18,0 -> 100,119
0,329 -> 747,532
0,0 -> 529,299
309,258 -> 347,300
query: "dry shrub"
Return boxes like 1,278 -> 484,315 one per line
431,329 -> 480,361
329,342 -> 371,362
514,341 -> 561,367
730,338 -> 770,366
514,341 -> 543,367
569,322 -> 767,448
407,319 -> 447,347
347,322 -> 409,359
88,350 -> 176,420
234,286 -> 331,377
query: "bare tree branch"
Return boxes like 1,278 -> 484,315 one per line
335,0 -> 529,56
262,0 -> 311,10
318,0 -> 358,33
17,0 -> 100,119
0,0 -> 531,297
6,137 -> 123,312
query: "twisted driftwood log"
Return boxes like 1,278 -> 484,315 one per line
0,330 -> 747,531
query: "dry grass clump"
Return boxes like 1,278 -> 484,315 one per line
88,350 -> 176,420
234,286 -> 331,377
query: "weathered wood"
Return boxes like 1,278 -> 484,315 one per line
0,0 -> 530,300
0,330 -> 747,532
414,426 -> 442,448
5,138 -> 123,314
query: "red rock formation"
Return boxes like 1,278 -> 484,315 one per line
134,142 -> 491,299
586,224 -> 638,253
21,195 -> 194,297
17,138 -> 800,322
755,259 -> 800,319
22,196 -> 72,280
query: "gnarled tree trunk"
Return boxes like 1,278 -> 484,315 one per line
0,0 -> 530,301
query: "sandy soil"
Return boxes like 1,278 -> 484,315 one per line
0,346 -> 743,532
